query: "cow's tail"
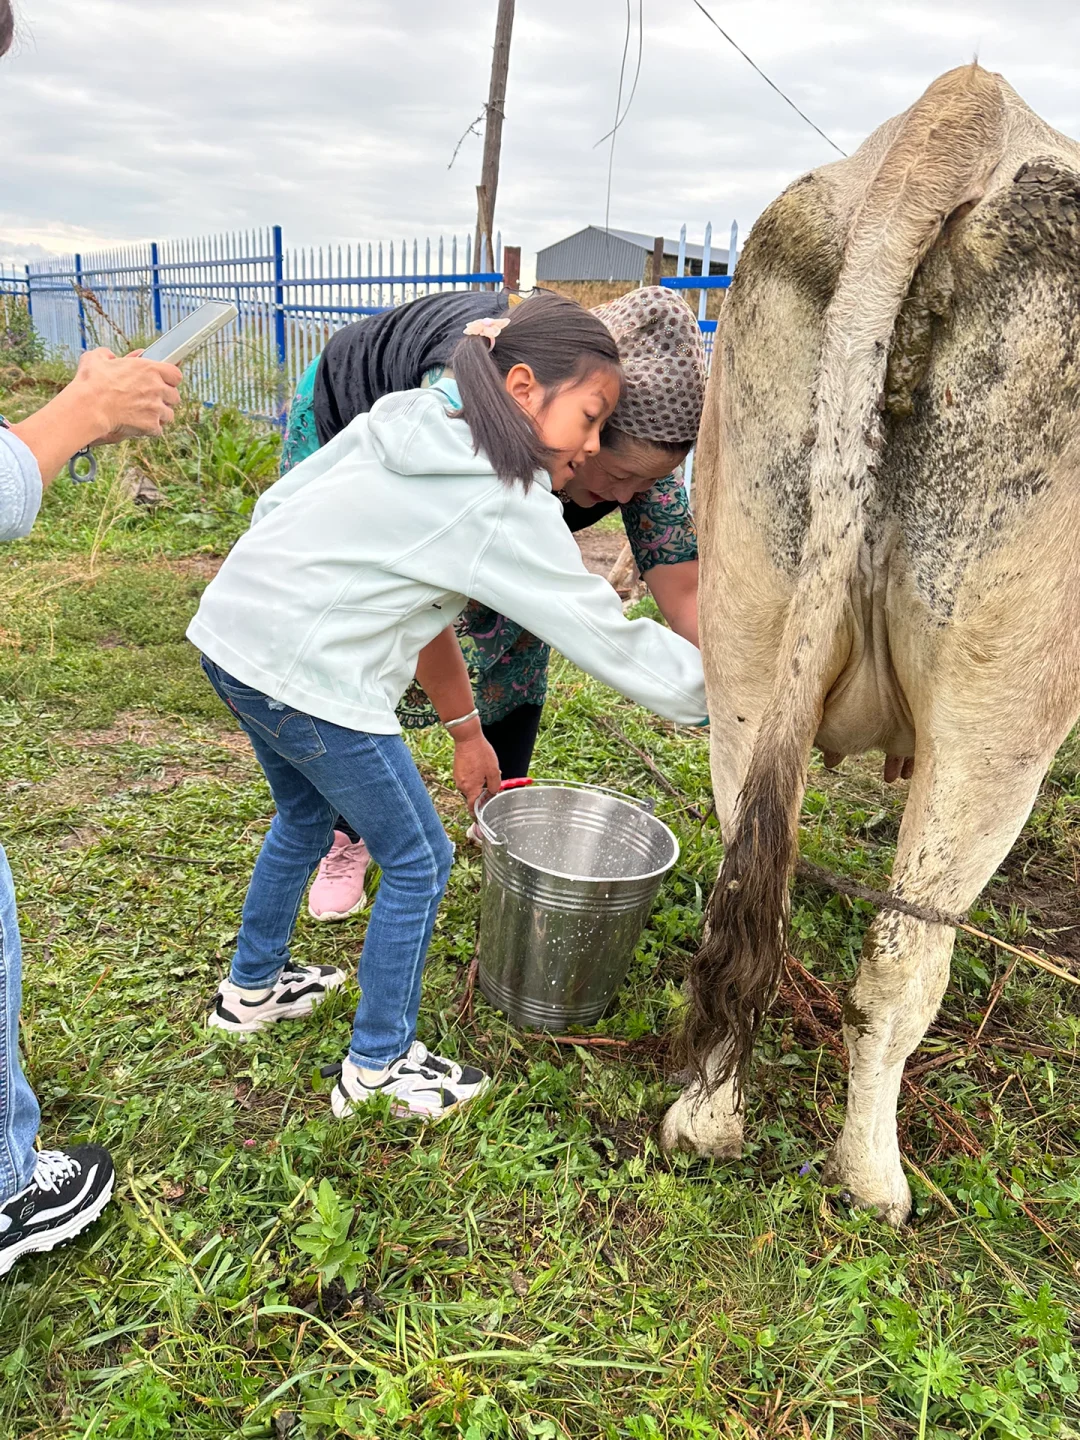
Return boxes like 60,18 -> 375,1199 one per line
679,65 -> 1006,1098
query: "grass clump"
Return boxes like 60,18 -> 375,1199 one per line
0,363 -> 1078,1437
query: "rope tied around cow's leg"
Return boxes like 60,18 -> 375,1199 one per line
793,858 -> 966,928
792,857 -> 1080,985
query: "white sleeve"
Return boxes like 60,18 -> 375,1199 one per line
460,486 -> 707,725
0,427 -> 43,542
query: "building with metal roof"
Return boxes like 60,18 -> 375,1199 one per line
536,226 -> 730,284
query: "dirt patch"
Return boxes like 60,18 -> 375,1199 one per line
162,555 -> 224,581
61,710 -> 256,772
574,529 -> 646,605
59,824 -> 107,851
575,528 -> 626,579
992,853 -> 1080,962
123,764 -> 238,795
64,710 -> 194,751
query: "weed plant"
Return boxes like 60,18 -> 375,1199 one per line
0,366 -> 1077,1438
0,295 -> 44,370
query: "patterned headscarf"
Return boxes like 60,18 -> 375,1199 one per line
591,286 -> 706,447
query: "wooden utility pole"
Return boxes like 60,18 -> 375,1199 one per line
502,245 -> 521,292
476,0 -> 515,276
649,236 -> 664,287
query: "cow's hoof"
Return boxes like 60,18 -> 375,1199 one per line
822,1146 -> 912,1227
659,1085 -> 744,1160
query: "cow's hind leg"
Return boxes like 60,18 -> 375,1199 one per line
659,1046 -> 743,1157
823,730 -> 1060,1224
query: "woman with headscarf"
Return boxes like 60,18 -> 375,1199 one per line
285,286 -> 705,921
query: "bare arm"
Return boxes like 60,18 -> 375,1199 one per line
415,625 -> 501,814
10,347 -> 182,486
644,559 -> 700,647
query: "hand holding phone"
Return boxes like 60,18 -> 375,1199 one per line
66,301 -> 238,479
96,301 -> 238,438
72,348 -> 183,445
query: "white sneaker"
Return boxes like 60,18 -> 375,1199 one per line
207,962 -> 346,1034
0,1146 -> 114,1277
328,1041 -> 490,1121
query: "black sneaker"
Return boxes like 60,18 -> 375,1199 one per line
0,1145 -> 114,1277
207,962 -> 346,1034
327,1041 -> 490,1120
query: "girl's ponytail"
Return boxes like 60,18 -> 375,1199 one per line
450,290 -> 620,489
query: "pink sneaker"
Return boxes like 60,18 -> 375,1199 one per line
308,831 -> 370,921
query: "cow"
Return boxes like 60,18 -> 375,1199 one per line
659,64 -> 1080,1225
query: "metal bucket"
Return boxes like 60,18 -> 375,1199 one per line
475,779 -> 679,1029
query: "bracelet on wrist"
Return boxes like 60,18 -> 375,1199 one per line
443,707 -> 480,732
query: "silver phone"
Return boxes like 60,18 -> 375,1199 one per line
67,300 -> 240,483
139,300 -> 238,365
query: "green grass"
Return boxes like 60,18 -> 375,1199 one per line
0,371 -> 1079,1438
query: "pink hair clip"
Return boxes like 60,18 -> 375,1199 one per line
462,316 -> 511,349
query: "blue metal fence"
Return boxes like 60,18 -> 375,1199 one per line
657,221 -> 741,493
2,226 -> 503,419
660,220 -> 739,353
0,220 -> 737,421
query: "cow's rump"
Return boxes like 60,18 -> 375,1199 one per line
666,65 -> 1080,1223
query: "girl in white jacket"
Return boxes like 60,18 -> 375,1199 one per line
189,292 -> 706,1120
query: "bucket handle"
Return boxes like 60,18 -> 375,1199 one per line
474,777 -> 533,847
474,775 -> 655,847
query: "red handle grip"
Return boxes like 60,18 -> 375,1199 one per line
498,777 -> 534,791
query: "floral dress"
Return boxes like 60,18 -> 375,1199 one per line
280,358 -> 698,727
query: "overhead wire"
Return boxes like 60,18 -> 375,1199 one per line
595,0 -> 645,149
690,0 -> 847,158
603,0 -> 639,235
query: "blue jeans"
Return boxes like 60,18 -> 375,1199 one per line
201,658 -> 455,1070
0,844 -> 40,1204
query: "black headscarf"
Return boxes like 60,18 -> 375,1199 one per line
312,290 -> 511,445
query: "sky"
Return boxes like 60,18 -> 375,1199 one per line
1,0 -> 1079,278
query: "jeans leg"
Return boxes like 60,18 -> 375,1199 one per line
230,727 -> 339,990
0,845 -> 40,1204
200,659 -> 453,1065
341,738 -> 453,1069
298,732 -> 454,1070
201,660 -> 338,991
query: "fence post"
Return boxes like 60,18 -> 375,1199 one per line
728,219 -> 739,274
698,222 -> 712,324
74,253 -> 87,351
23,265 -> 31,322
502,245 -> 520,292
649,235 -> 664,287
272,224 -> 287,417
150,242 -> 163,334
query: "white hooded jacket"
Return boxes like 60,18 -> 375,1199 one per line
187,385 -> 707,733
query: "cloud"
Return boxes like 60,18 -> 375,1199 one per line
0,0 -> 1077,272
0,235 -> 62,264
